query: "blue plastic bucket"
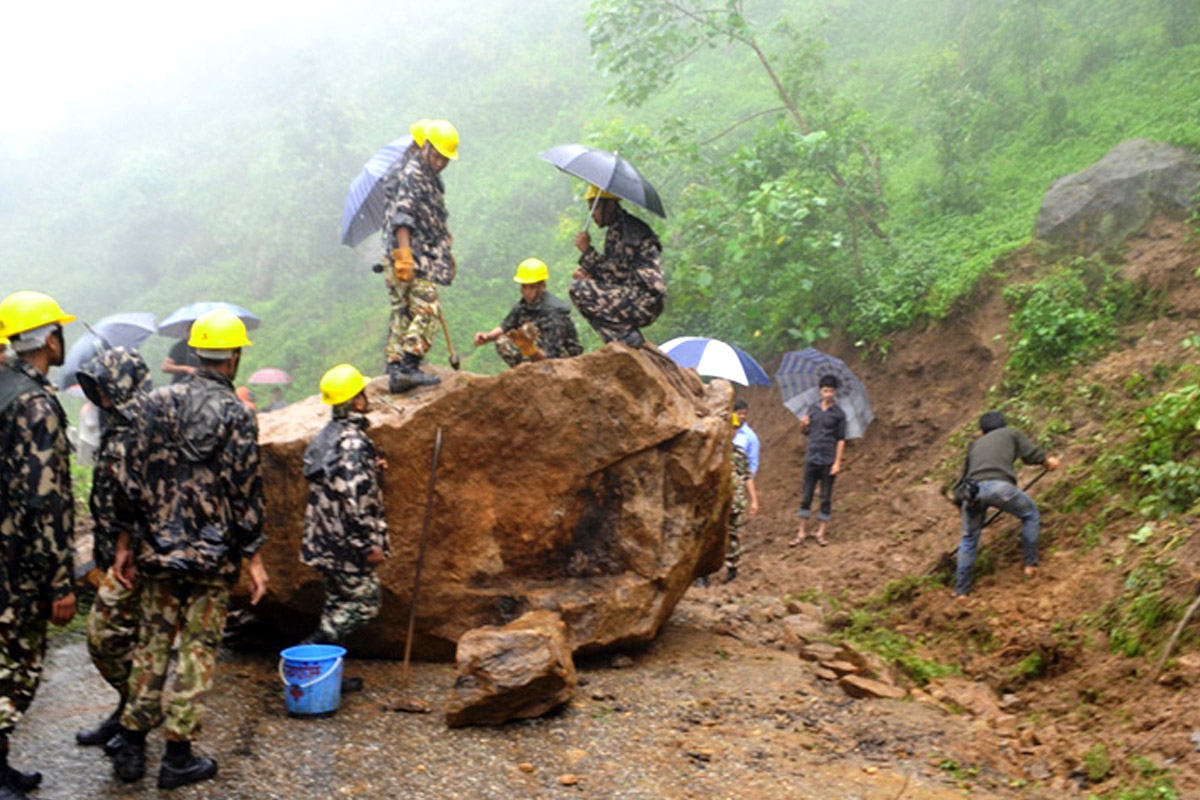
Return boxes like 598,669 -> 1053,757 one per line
279,644 -> 346,716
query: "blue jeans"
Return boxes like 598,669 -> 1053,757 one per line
955,479 -> 1040,595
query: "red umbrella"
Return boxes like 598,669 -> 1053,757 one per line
248,367 -> 292,385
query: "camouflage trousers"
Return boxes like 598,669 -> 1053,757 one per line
386,275 -> 442,361
121,574 -> 230,741
569,278 -> 662,343
494,322 -> 541,368
86,566 -> 140,699
318,570 -> 382,644
0,618 -> 47,738
726,447 -> 750,571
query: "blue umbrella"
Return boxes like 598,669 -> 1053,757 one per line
57,312 -> 157,390
158,302 -> 260,339
340,134 -> 415,248
660,337 -> 771,386
776,348 -> 874,439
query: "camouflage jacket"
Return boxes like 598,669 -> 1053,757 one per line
377,146 -> 419,239
578,208 -> 665,297
0,360 -> 74,623
382,155 -> 455,286
500,291 -> 583,359
77,347 -> 150,571
125,369 -> 265,583
301,413 -> 389,574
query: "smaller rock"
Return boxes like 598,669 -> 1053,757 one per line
518,763 -> 536,773
993,714 -> 1019,738
821,660 -> 860,676
611,655 -> 634,669
799,642 -> 841,663
839,675 -> 906,700
559,774 -> 579,786
813,667 -> 839,681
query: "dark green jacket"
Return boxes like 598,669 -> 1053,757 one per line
966,427 -> 1046,484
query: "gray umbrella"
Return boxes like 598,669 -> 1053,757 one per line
776,348 -> 874,439
57,312 -> 157,390
539,144 -> 666,218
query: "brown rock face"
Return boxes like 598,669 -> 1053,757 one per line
254,345 -> 731,659
444,610 -> 576,727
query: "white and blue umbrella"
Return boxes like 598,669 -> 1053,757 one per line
340,134 -> 414,248
777,348 -> 874,439
660,337 -> 771,386
158,302 -> 260,339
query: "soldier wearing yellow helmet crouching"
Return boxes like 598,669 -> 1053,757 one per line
0,291 -> 78,797
381,118 -> 460,392
111,309 -> 268,791
296,365 -> 389,691
473,258 -> 583,368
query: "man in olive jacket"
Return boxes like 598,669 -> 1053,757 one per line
955,411 -> 1060,597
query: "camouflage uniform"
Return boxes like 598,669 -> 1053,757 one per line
120,369 -> 264,741
726,446 -> 751,573
77,347 -> 150,699
302,410 -> 389,643
494,291 -> 583,368
0,360 -> 74,738
382,154 -> 455,361
569,208 -> 665,342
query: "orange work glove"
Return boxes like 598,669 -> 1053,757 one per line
391,247 -> 415,282
507,323 -> 540,358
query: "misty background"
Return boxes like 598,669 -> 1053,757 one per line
0,0 -> 1196,395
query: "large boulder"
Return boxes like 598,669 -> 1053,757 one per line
1034,139 -> 1200,254
254,344 -> 731,660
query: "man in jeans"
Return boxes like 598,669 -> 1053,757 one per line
789,374 -> 846,547
955,411 -> 1061,597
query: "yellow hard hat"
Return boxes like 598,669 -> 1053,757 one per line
320,363 -> 371,406
410,118 -> 434,147
426,119 -> 459,160
0,291 -> 76,339
188,309 -> 252,350
584,184 -> 618,201
513,257 -> 549,284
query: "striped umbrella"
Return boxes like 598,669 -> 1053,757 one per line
776,348 -> 874,439
660,337 -> 771,386
340,134 -> 414,248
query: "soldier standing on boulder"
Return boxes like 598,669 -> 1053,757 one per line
72,346 -> 151,755
111,309 -> 268,791
382,118 -> 460,392
0,291 -> 78,800
569,185 -> 665,348
299,364 -> 390,691
473,258 -> 583,367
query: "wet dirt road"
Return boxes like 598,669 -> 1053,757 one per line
14,624 -> 1016,800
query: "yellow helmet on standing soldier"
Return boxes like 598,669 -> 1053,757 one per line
426,119 -> 459,160
0,291 -> 75,339
188,309 -> 252,350
320,364 -> 371,406
410,118 -> 434,147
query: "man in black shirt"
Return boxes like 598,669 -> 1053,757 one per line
789,374 -> 846,547
955,411 -> 1060,597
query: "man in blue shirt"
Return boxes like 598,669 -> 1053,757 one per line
725,400 -> 760,582
789,374 -> 846,547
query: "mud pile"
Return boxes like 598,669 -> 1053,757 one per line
253,344 -> 732,659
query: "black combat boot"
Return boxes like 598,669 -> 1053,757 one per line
616,329 -> 645,348
112,728 -> 147,783
386,361 -> 405,394
341,676 -> 364,693
0,746 -> 33,800
390,352 -> 440,392
157,740 -> 218,790
76,703 -> 124,746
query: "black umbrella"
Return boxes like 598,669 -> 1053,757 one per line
539,144 -> 666,218
57,312 -> 157,390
